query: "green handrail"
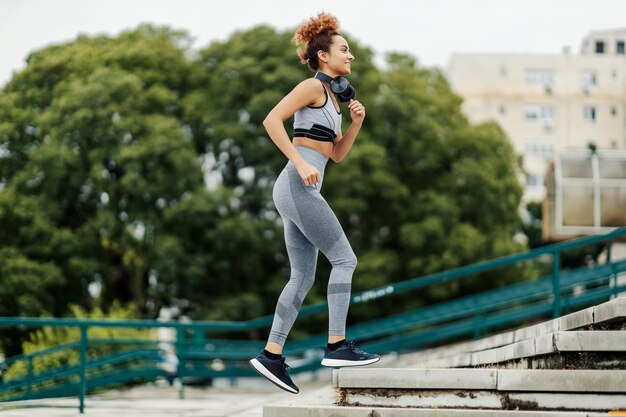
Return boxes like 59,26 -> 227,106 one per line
0,227 -> 626,331
1,228 -> 624,332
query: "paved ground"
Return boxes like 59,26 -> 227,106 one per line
0,345 -> 399,416
0,377 -> 337,417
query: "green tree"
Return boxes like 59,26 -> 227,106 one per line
0,23 -> 529,354
0,25 -> 202,322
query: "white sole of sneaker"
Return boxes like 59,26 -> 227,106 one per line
249,358 -> 299,394
320,356 -> 381,367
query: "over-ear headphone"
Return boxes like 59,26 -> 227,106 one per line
314,72 -> 356,102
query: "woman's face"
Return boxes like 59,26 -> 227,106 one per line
320,35 -> 354,77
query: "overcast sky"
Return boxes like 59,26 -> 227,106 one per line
1,0 -> 625,87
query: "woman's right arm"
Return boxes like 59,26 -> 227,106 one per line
263,78 -> 323,186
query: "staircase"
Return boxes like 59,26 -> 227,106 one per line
265,297 -> 626,416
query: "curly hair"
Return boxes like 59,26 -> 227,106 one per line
293,12 -> 341,71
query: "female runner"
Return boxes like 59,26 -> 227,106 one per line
249,12 -> 380,394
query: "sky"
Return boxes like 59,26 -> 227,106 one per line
1,0 -> 626,87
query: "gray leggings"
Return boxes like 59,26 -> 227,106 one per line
268,146 -> 357,346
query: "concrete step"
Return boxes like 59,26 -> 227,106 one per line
395,297 -> 626,368
263,299 -> 626,416
412,331 -> 626,368
331,368 -> 626,411
264,404 -> 616,416
334,368 -> 626,392
340,390 -> 626,412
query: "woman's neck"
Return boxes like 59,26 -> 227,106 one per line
318,68 -> 340,79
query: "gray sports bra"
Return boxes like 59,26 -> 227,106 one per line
293,81 -> 342,143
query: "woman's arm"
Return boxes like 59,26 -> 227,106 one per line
331,99 -> 365,163
263,78 -> 322,168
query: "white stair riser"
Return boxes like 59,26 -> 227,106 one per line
335,368 -> 626,393
342,390 -> 626,411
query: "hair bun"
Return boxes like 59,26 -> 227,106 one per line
293,12 -> 339,45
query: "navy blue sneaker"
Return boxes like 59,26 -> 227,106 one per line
249,352 -> 299,394
321,340 -> 381,367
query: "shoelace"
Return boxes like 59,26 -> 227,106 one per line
347,340 -> 365,354
280,357 -> 291,371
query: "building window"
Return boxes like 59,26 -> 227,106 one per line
525,69 -> 554,89
612,106 -> 618,117
582,70 -> 597,89
525,105 -> 555,126
499,104 -> 506,115
525,173 -> 544,187
500,66 -> 507,77
524,140 -> 555,160
595,41 -> 605,54
617,41 -> 625,54
583,106 -> 597,122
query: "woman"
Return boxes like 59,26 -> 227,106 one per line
249,12 -> 380,394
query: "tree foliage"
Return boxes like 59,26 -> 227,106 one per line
0,24 -> 527,355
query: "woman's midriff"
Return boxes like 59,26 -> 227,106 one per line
293,137 -> 333,159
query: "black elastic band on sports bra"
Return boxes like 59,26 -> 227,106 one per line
293,123 -> 337,143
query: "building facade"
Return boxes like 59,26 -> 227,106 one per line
447,29 -> 626,202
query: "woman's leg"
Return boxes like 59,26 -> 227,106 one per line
271,163 -> 357,346
266,217 -> 319,354
277,167 -> 357,341
292,198 -> 357,342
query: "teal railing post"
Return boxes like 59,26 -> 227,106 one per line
176,327 -> 185,400
26,356 -> 33,399
79,326 -> 87,414
611,262 -> 618,298
552,251 -> 561,318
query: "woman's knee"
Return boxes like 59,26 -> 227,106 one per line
332,250 -> 357,270
301,272 -> 316,292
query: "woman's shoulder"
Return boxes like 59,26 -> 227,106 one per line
291,77 -> 325,107
294,77 -> 324,93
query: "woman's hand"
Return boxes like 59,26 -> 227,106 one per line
295,161 -> 321,186
348,99 -> 365,126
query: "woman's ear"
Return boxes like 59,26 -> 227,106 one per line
317,50 -> 328,63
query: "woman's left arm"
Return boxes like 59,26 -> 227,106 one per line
331,99 -> 365,163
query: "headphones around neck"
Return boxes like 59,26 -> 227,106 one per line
314,72 -> 356,102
